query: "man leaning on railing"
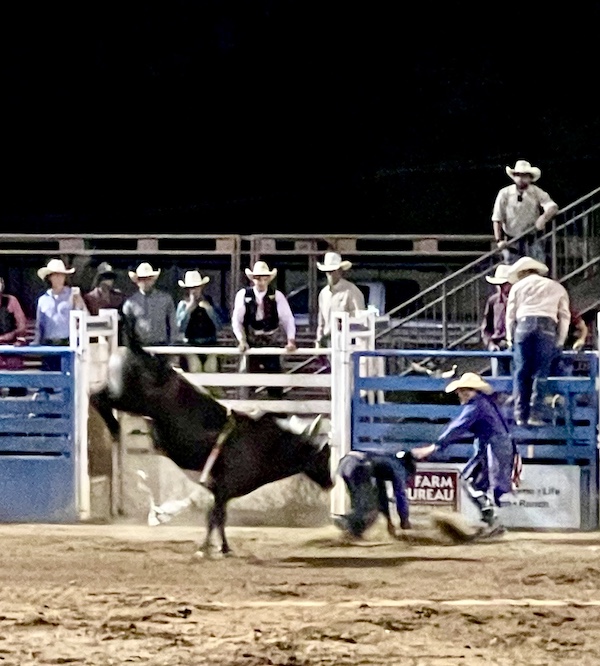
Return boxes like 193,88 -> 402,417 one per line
492,159 -> 558,265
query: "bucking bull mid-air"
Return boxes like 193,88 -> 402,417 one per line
90,323 -> 333,558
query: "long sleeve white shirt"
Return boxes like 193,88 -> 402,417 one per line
231,286 -> 296,343
505,274 -> 571,346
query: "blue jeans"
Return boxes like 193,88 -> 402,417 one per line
512,316 -> 558,421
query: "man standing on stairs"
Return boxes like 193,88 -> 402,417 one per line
492,159 -> 558,264
505,256 -> 570,427
481,263 -> 512,376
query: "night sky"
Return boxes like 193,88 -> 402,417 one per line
2,2 -> 598,235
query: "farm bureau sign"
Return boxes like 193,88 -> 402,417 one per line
406,469 -> 459,510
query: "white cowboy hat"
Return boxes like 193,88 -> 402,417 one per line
317,251 -> 352,272
445,372 -> 493,395
506,159 -> 541,182
506,256 -> 549,284
245,261 -> 277,280
178,270 -> 210,288
128,262 -> 161,282
37,258 -> 76,280
485,263 -> 512,285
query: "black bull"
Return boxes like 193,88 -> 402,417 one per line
90,344 -> 334,557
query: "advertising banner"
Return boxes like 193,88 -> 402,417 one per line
414,462 -> 581,529
406,468 -> 459,510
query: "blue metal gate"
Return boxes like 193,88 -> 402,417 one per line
0,347 -> 77,522
351,349 -> 599,530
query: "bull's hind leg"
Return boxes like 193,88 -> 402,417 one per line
196,499 -> 231,558
216,502 -> 232,556
208,499 -> 231,556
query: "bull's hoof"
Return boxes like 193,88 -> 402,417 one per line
191,548 -> 234,560
191,547 -> 220,561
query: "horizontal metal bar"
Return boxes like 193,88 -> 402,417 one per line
219,400 -> 331,414
148,346 -> 330,356
184,373 -> 331,388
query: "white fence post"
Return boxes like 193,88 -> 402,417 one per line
71,309 -> 120,521
329,309 -> 377,516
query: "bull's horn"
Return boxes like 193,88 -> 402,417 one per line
305,414 -> 323,438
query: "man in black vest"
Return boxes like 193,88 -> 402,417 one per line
231,261 -> 297,399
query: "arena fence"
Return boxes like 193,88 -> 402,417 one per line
351,348 -> 600,530
71,310 -> 376,521
0,310 -> 598,530
0,347 -> 78,522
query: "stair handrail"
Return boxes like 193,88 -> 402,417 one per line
375,187 -> 600,345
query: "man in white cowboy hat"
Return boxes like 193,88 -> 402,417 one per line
33,258 -> 88,370
505,256 -> 570,426
231,260 -> 296,398
480,263 -> 512,376
491,159 -> 558,264
122,262 -> 177,346
315,251 -> 365,348
176,270 -> 224,384
412,372 -> 520,537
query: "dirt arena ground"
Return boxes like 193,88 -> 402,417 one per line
2,520 -> 600,666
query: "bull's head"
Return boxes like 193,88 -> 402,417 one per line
107,345 -> 174,404
301,415 -> 334,491
107,317 -> 176,416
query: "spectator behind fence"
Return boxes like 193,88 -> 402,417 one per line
492,159 -> 558,264
84,262 -> 126,344
231,261 -> 296,399
33,258 -> 88,371
505,256 -> 570,427
315,252 -> 365,348
83,262 -> 125,316
480,263 -> 512,377
0,276 -> 28,375
176,270 -> 224,395
122,262 -> 177,346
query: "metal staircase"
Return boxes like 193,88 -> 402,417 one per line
374,186 -> 600,374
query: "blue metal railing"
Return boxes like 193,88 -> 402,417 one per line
0,347 -> 77,522
351,349 -> 599,529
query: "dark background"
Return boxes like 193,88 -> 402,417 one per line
2,1 -> 598,235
